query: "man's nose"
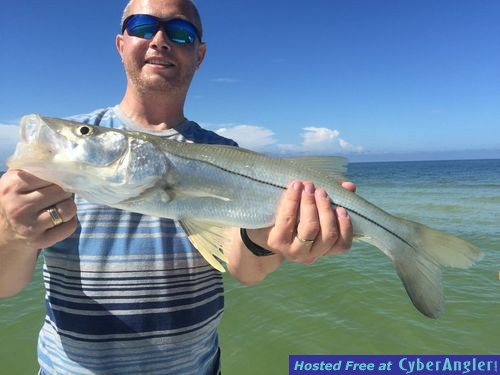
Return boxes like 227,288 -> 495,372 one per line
149,28 -> 171,50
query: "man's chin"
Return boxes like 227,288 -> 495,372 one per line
135,78 -> 183,95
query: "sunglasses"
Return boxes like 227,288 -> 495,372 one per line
122,14 -> 201,44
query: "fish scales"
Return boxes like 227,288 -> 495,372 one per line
7,114 -> 482,318
164,140 -> 415,250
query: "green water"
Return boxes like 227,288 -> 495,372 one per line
0,262 -> 45,374
1,160 -> 499,374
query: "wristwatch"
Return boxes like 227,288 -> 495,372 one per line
240,228 -> 275,256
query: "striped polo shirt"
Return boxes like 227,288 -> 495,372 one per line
38,106 -> 237,374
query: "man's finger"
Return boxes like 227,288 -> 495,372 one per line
272,181 -> 302,244
341,181 -> 356,193
326,207 -> 353,255
310,188 -> 338,256
295,182 -> 320,248
7,169 -> 54,192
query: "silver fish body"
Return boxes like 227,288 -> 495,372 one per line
7,114 -> 482,318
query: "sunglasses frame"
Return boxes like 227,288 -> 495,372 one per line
122,14 -> 201,44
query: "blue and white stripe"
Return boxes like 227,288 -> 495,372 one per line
38,107 -> 236,374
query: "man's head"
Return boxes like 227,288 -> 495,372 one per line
121,0 -> 203,41
116,0 -> 206,97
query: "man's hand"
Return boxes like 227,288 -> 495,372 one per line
0,169 -> 78,297
0,169 -> 77,250
246,180 -> 356,264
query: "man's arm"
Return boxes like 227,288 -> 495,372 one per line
0,169 -> 77,297
226,180 -> 356,285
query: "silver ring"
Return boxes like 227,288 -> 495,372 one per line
47,207 -> 64,227
295,235 -> 315,246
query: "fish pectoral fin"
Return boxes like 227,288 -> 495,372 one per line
179,191 -> 231,202
179,219 -> 229,272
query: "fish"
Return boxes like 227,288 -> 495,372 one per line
7,114 -> 482,319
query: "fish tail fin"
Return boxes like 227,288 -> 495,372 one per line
363,217 -> 482,318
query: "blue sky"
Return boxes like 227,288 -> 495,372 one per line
1,0 -> 499,167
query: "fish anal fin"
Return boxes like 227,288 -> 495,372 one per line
179,219 -> 229,272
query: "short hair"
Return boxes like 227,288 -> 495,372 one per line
120,0 -> 203,40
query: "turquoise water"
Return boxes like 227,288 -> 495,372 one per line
1,159 -> 499,374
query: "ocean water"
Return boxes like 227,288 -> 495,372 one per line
1,159 -> 499,374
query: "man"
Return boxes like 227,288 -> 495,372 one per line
0,0 -> 355,373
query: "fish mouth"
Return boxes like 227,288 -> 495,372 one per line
20,114 -> 70,147
8,114 -> 73,166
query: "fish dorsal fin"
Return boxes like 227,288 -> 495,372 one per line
179,219 -> 229,272
286,156 -> 347,180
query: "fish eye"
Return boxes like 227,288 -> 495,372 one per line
77,126 -> 93,136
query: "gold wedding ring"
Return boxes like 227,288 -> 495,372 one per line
47,207 -> 64,227
295,235 -> 315,246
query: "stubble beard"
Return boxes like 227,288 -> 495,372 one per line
125,62 -> 193,97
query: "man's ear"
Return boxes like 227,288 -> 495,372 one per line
196,42 -> 207,69
116,34 -> 125,62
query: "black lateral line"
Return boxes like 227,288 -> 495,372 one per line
167,149 -> 413,248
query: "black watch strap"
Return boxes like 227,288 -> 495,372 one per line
240,228 -> 275,256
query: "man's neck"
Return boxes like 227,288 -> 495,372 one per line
119,89 -> 187,131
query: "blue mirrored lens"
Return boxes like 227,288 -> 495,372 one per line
123,14 -> 160,39
164,19 -> 197,44
123,14 -> 199,44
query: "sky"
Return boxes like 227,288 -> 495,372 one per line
1,0 -> 499,168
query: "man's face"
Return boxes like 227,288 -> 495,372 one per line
116,0 -> 205,96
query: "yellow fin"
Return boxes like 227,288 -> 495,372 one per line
286,156 -> 347,180
179,219 -> 229,272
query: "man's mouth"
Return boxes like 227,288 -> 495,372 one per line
146,59 -> 175,68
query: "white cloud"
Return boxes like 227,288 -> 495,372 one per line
278,126 -> 363,155
212,123 -> 363,155
302,127 -> 340,146
211,77 -> 239,83
215,125 -> 277,150
339,138 -> 364,153
339,139 -> 349,149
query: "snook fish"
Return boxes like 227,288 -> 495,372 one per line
7,114 -> 482,318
